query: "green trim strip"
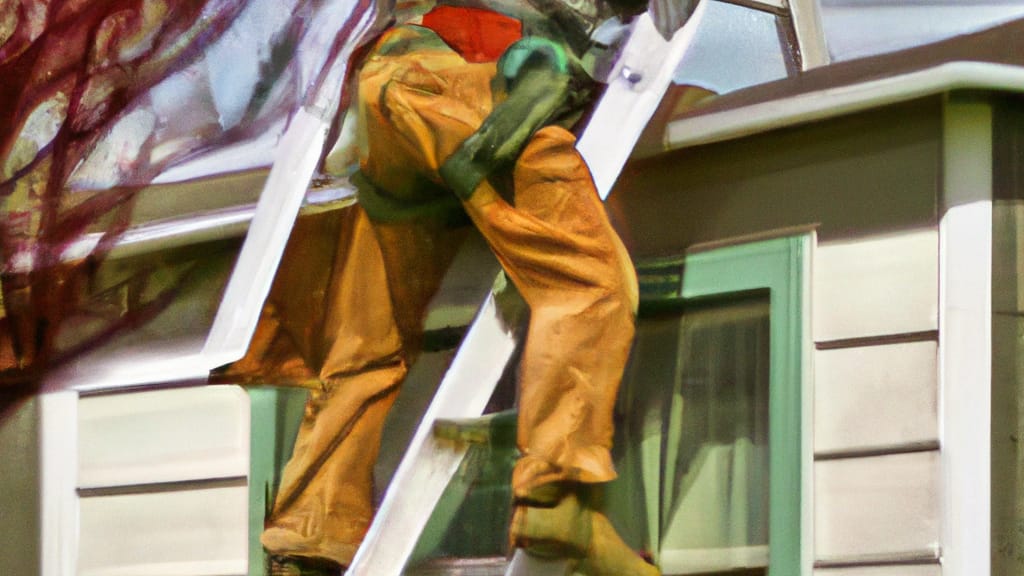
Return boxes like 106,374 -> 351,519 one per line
247,387 -> 309,576
644,235 -> 809,576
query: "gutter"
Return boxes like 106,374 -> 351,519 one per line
664,61 -> 1024,150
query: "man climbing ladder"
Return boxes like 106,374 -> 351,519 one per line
222,1 -> 696,573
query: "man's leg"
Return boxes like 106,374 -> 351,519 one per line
259,204 -> 468,568
364,26 -> 636,501
220,207 -> 409,569
260,27 -> 487,567
460,125 -> 637,496
353,24 -> 655,573
257,205 -> 407,568
460,126 -> 657,575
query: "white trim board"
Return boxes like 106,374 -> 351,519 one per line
664,62 -> 1024,150
40,392 -> 79,576
59,185 -> 356,264
939,99 -> 993,576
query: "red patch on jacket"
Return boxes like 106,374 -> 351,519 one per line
421,5 -> 523,63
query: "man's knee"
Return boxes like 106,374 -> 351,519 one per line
514,126 -> 585,187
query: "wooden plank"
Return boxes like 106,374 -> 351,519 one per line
78,386 -> 250,488
78,485 -> 248,576
815,451 -> 941,562
814,341 -> 937,455
813,229 -> 938,342
41,392 -> 78,576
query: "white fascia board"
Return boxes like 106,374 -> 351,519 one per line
664,61 -> 1024,150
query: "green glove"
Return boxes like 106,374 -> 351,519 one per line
440,37 -> 577,200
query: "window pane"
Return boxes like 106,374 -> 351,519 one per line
609,295 -> 770,576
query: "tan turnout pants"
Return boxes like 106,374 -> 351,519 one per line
226,25 -> 638,566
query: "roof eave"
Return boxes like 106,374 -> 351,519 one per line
662,61 -> 1024,152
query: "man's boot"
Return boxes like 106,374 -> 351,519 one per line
267,555 -> 344,576
509,483 -> 660,576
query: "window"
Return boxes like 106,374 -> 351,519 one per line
634,236 -> 810,576
401,235 -> 811,575
609,294 -> 771,575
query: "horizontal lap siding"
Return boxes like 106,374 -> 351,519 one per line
815,451 -> 941,563
77,385 -> 252,576
815,341 -> 938,456
78,485 -> 249,576
813,229 -> 941,572
813,230 -> 938,343
78,386 -> 251,488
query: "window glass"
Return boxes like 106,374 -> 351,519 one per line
608,295 -> 770,576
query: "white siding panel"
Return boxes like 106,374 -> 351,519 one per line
78,386 -> 249,488
815,341 -> 938,454
77,485 -> 248,576
815,451 -> 941,561
815,566 -> 939,576
814,230 -> 938,342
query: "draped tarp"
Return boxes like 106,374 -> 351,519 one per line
0,0 -> 379,382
